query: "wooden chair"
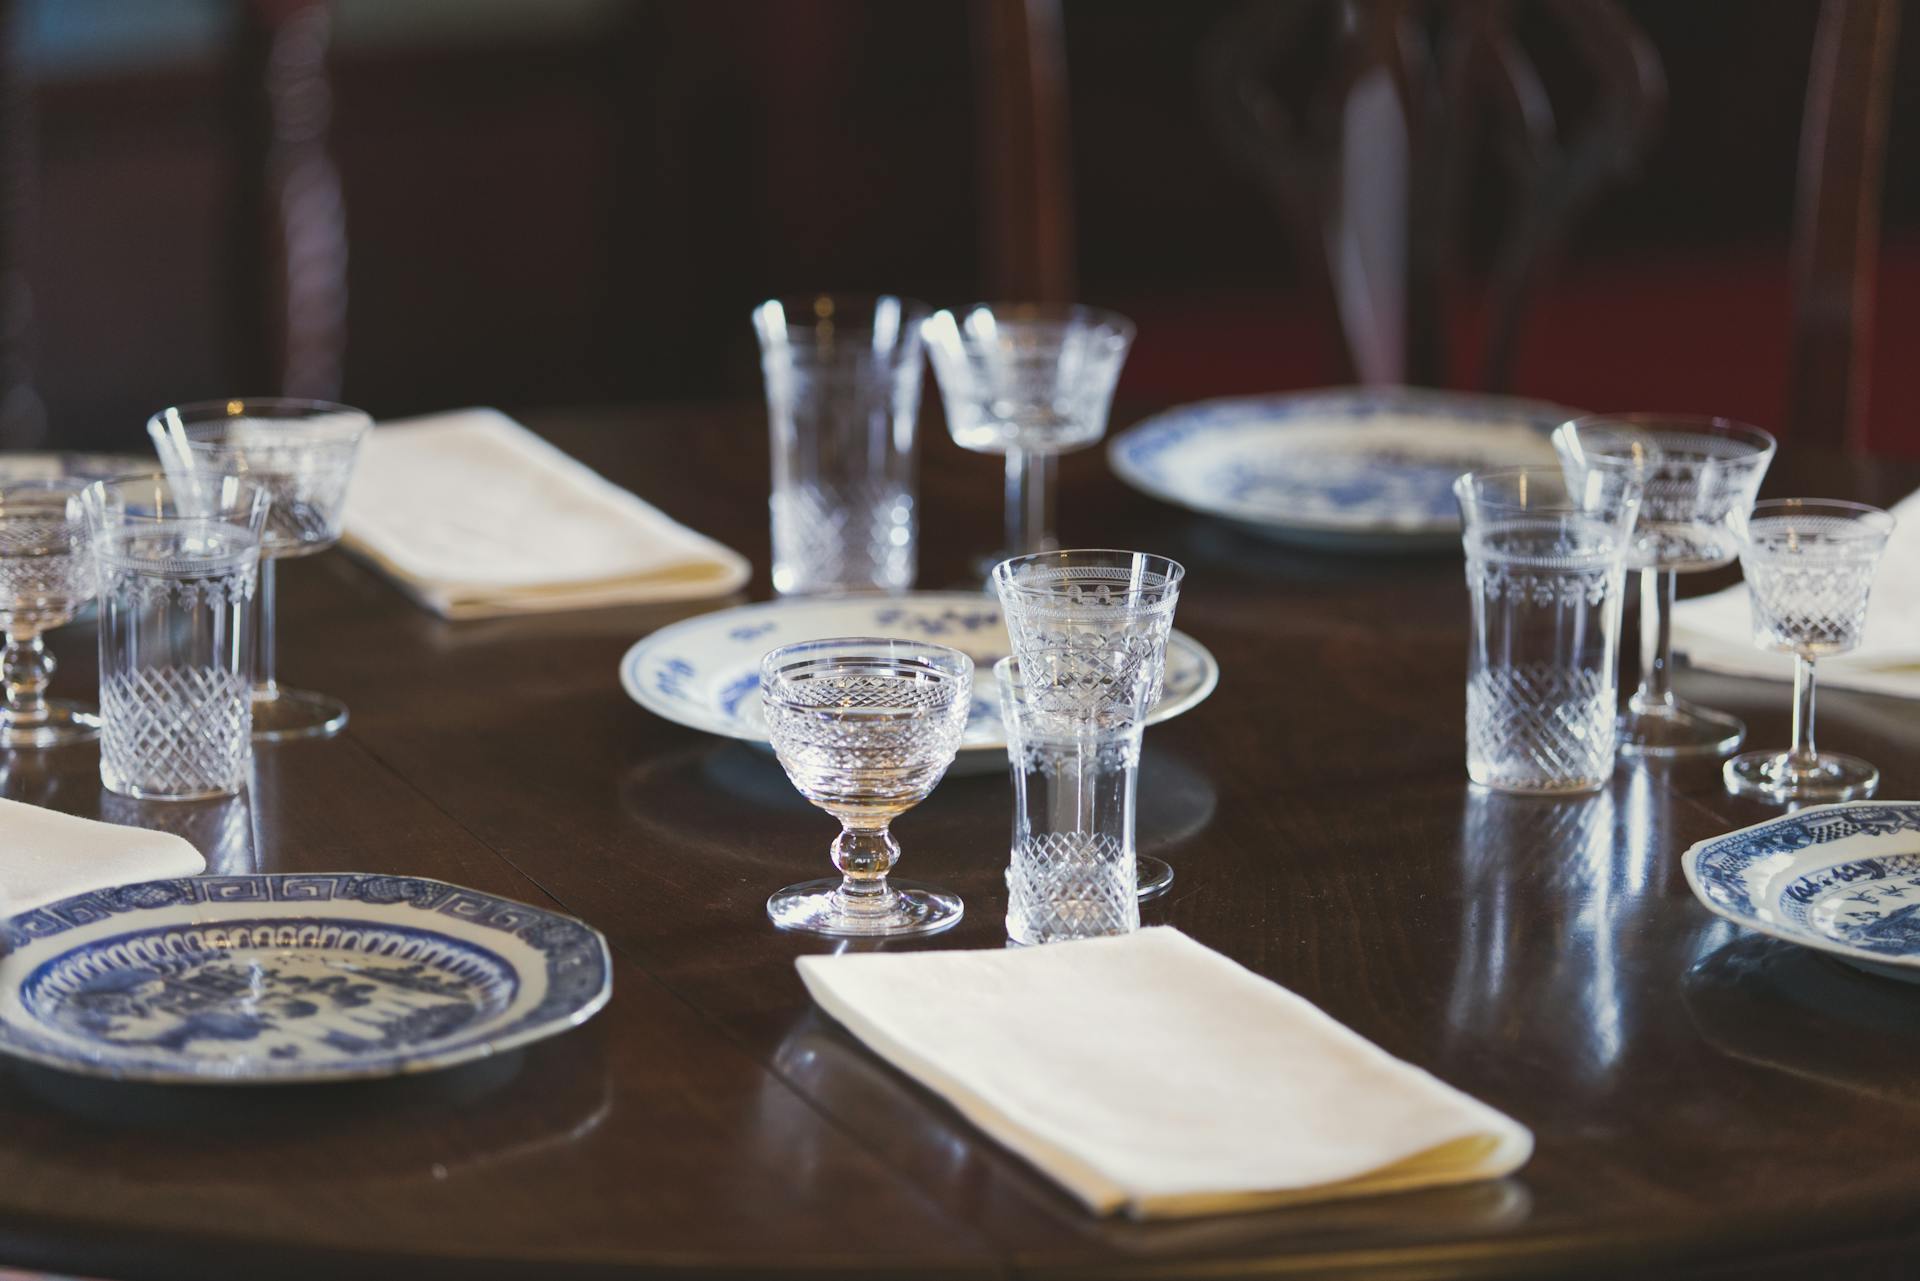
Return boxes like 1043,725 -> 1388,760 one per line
1789,0 -> 1903,454
973,0 -> 1076,302
1199,0 -> 1666,392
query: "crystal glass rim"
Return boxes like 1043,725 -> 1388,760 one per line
926,302 -> 1137,347
1559,412 -> 1777,461
751,294 -> 932,346
990,548 -> 1185,603
760,635 -> 974,690
0,476 -> 95,509
1453,461 -> 1639,515
81,471 -> 272,527
1744,497 -> 1897,542
149,398 -> 373,444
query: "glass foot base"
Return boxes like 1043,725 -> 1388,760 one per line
1725,750 -> 1879,803
0,700 -> 100,748
1137,854 -> 1173,901
767,877 -> 963,938
252,687 -> 348,742
1619,700 -> 1744,758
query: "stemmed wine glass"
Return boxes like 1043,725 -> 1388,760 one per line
0,480 -> 98,746
761,637 -> 972,937
924,304 -> 1134,571
1724,499 -> 1895,802
150,398 -> 371,742
1553,415 -> 1775,756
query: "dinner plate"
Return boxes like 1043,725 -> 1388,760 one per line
1107,386 -> 1574,551
619,592 -> 1219,769
1683,802 -> 1920,984
0,452 -> 154,483
0,873 -> 612,1083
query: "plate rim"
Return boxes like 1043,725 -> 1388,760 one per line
1107,385 -> 1578,538
0,872 -> 614,1085
618,590 -> 1219,751
1681,800 -> 1920,974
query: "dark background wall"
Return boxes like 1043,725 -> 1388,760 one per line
20,0 -> 1920,451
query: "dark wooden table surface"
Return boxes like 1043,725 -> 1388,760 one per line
2,403 -> 1918,1281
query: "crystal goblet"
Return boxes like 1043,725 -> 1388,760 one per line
762,637 -> 971,938
1724,499 -> 1895,803
150,398 -> 371,742
1553,415 -> 1775,757
0,480 -> 99,746
924,304 -> 1134,570
991,549 -> 1184,898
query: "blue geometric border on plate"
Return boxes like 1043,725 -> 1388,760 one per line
0,874 -> 612,1080
1688,803 -> 1920,920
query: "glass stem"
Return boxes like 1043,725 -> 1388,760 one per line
831,825 -> 901,911
1004,448 -> 1057,558
1634,568 -> 1677,709
255,555 -> 279,698
1,626 -> 50,726
1789,653 -> 1818,769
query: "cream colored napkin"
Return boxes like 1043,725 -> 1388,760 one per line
1674,488 -> 1920,697
341,409 -> 751,620
0,797 -> 205,914
796,927 -> 1532,1219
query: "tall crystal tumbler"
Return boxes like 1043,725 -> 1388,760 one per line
753,295 -> 929,596
1455,463 -> 1642,794
924,304 -> 1134,568
150,398 -> 371,742
0,480 -> 100,746
997,657 -> 1142,946
991,549 -> 1184,897
83,475 -> 270,800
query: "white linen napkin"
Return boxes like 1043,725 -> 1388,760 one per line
341,408 -> 751,620
1673,488 -> 1920,697
0,797 -> 205,914
796,927 -> 1532,1219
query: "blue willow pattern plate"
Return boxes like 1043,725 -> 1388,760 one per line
0,874 -> 613,1083
1107,386 -> 1573,551
1683,802 -> 1920,983
618,592 -> 1219,760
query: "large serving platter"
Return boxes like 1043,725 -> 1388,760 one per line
1107,386 -> 1574,551
620,592 -> 1219,768
1684,802 -> 1920,984
0,873 -> 612,1083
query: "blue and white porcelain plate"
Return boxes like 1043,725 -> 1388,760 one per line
1108,386 -> 1573,551
619,592 -> 1219,765
0,874 -> 613,1083
1684,802 -> 1920,983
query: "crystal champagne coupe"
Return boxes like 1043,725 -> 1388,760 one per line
1724,499 -> 1895,802
150,398 -> 370,741
1553,415 -> 1775,756
0,480 -> 99,746
761,637 -> 971,937
925,304 -> 1134,570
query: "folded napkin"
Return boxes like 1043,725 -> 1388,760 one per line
341,409 -> 751,620
0,797 -> 206,914
1674,487 -> 1920,697
796,927 -> 1532,1219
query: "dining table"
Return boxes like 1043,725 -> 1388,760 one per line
1,400 -> 1917,1281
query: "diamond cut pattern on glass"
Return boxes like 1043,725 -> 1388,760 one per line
101,666 -> 252,796
1007,831 -> 1139,945
1466,664 -> 1614,792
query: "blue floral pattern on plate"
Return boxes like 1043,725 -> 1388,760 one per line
1107,386 -> 1573,550
1683,802 -> 1920,982
618,591 -> 1219,761
0,874 -> 613,1082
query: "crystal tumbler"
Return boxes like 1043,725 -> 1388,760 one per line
84,475 -> 270,801
753,295 -> 929,596
761,636 -> 970,937
991,549 -> 1183,897
1553,415 -> 1775,757
1724,499 -> 1895,803
1455,464 -> 1641,794
997,657 -> 1142,946
0,480 -> 100,746
150,398 -> 371,742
